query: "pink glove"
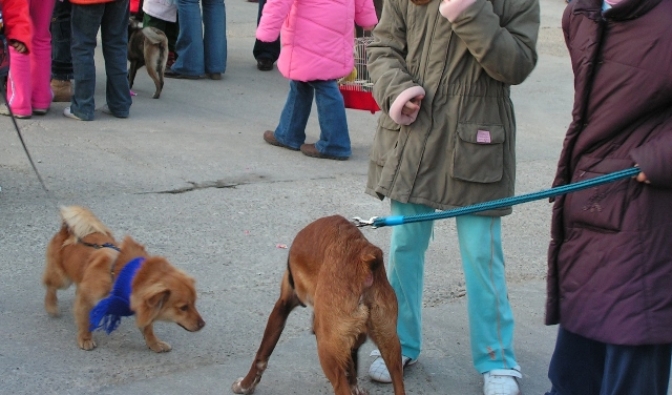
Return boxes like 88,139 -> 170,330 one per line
439,0 -> 477,22
389,86 -> 426,126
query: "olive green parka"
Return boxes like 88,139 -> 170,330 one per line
366,0 -> 540,215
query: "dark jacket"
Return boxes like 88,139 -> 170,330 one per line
545,0 -> 672,345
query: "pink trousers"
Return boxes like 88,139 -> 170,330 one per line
7,0 -> 56,116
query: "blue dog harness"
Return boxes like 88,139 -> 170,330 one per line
89,257 -> 145,334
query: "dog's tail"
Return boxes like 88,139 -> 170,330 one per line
141,27 -> 167,46
59,206 -> 114,247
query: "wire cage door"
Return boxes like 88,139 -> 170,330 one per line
338,36 -> 380,114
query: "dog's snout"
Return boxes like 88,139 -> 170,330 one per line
198,318 -> 206,330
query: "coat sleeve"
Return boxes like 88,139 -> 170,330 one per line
367,0 -> 420,114
450,0 -> 539,85
355,0 -> 379,28
1,0 -> 32,53
630,132 -> 672,188
256,0 -> 293,43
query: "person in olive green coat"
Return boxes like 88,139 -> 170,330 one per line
364,0 -> 539,393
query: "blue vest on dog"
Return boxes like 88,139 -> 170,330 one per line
89,257 -> 145,334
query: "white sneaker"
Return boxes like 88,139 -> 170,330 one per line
483,369 -> 522,395
63,107 -> 83,121
368,349 -> 417,383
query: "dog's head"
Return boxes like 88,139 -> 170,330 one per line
130,256 -> 206,332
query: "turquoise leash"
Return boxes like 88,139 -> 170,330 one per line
354,167 -> 640,228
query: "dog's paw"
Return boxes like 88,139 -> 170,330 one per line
45,305 -> 60,317
231,378 -> 255,394
351,386 -> 369,395
147,340 -> 172,353
78,337 -> 97,351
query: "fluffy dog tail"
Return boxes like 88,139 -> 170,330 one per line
59,206 -> 114,247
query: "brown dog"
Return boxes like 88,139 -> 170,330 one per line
232,215 -> 405,395
127,18 -> 169,99
43,206 -> 205,352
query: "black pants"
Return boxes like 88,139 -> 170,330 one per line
252,0 -> 279,62
51,0 -> 73,80
546,326 -> 671,395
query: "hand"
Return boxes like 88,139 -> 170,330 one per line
439,0 -> 477,22
634,164 -> 650,184
636,172 -> 650,184
9,40 -> 27,54
401,95 -> 424,116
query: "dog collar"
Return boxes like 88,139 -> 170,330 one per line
89,257 -> 145,334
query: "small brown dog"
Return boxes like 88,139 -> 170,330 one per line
127,18 -> 169,99
232,215 -> 405,395
43,206 -> 205,352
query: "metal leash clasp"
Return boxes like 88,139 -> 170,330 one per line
353,216 -> 378,228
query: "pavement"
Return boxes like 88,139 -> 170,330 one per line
0,0 -> 581,394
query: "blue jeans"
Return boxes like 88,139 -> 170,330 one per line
253,0 -> 279,62
388,200 -> 519,373
546,326 -> 671,395
172,0 -> 227,76
51,0 -> 73,80
70,0 -> 131,120
274,80 -> 351,158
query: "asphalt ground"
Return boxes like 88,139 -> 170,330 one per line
0,0 -> 621,394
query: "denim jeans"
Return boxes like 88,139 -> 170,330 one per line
51,0 -> 73,80
172,0 -> 227,76
70,0 -> 131,120
274,80 -> 351,158
252,0 -> 279,62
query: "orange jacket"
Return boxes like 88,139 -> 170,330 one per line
70,0 -> 117,5
0,0 -> 32,53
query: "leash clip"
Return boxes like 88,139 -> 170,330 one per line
353,216 -> 378,228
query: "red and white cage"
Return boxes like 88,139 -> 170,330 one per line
338,36 -> 380,114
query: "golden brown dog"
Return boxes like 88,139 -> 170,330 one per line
232,215 -> 405,395
43,206 -> 205,352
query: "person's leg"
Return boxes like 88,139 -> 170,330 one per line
31,0 -> 58,111
310,79 -> 351,158
51,0 -> 74,102
202,0 -> 226,75
547,326 -> 605,395
273,80 -> 313,149
4,47 -> 32,117
457,214 -> 519,373
100,0 -> 131,118
387,200 -> 434,360
252,0 -> 280,69
69,3 -> 104,120
171,0 -> 205,76
602,342 -> 671,395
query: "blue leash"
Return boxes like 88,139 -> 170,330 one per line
354,167 -> 640,228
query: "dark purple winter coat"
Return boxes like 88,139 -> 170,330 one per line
545,0 -> 672,345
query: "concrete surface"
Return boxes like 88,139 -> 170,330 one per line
0,0 -> 585,394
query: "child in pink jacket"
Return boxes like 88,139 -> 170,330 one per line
257,0 -> 377,160
0,0 -> 56,119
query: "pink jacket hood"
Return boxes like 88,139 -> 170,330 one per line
256,0 -> 378,82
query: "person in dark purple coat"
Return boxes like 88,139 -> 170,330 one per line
544,0 -> 672,394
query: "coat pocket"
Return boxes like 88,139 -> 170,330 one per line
564,157 -> 634,232
372,114 -> 402,167
451,123 -> 505,183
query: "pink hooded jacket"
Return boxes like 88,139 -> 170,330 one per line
256,0 -> 378,82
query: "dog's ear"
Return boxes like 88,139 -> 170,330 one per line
134,284 -> 171,327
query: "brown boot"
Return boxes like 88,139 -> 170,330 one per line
51,79 -> 72,102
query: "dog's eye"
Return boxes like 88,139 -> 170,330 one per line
180,305 -> 189,312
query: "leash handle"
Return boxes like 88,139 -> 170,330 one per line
357,167 -> 640,228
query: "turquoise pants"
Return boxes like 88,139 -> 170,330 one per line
388,200 -> 519,373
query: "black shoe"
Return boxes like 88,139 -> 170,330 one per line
256,59 -> 274,71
